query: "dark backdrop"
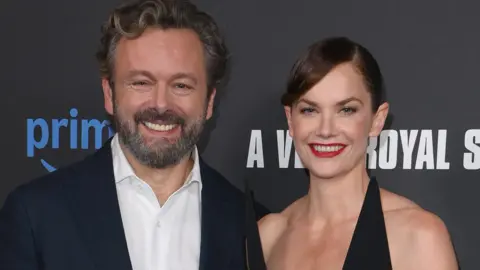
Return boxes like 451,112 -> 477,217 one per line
0,0 -> 478,268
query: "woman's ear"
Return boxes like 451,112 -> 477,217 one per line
284,106 -> 294,138
369,102 -> 389,137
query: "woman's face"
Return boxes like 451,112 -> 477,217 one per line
285,63 -> 388,179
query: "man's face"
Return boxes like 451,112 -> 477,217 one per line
102,28 -> 215,168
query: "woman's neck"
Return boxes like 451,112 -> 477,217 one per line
305,165 -> 371,224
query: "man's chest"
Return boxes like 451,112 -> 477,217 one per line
117,180 -> 202,269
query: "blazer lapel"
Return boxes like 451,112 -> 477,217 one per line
63,140 -> 132,270
199,160 -> 242,270
245,178 -> 267,270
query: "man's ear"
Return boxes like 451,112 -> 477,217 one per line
206,88 -> 216,120
102,78 -> 114,115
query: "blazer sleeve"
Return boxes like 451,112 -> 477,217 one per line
0,189 -> 40,270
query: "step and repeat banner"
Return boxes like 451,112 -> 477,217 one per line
1,0 -> 479,268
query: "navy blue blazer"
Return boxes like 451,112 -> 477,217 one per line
0,140 -> 269,270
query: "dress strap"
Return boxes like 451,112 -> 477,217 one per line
343,177 -> 392,270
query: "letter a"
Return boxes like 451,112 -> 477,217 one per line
246,130 -> 265,168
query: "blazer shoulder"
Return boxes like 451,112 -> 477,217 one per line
13,140 -> 113,197
206,165 -> 243,194
7,154 -> 95,206
200,160 -> 271,219
200,160 -> 246,202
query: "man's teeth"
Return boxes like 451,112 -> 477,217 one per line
313,145 -> 344,152
144,122 -> 177,131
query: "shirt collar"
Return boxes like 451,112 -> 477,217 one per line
111,134 -> 202,187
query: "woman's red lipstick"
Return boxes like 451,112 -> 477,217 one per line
309,143 -> 346,158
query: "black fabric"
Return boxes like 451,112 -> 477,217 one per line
243,177 -> 392,270
245,178 -> 267,270
343,177 -> 392,270
0,139 -> 270,270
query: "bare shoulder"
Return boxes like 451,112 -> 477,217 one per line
258,213 -> 288,260
380,188 -> 449,235
380,189 -> 458,269
379,188 -> 419,211
258,212 -> 288,235
257,197 -> 304,260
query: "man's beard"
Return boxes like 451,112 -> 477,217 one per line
113,104 -> 207,169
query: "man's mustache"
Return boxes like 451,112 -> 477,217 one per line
134,108 -> 185,125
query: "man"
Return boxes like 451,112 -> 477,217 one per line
0,0 -> 269,269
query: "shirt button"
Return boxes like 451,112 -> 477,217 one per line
156,220 -> 161,228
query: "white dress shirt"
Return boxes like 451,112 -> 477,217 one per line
111,135 -> 202,270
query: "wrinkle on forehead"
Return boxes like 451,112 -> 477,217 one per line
114,28 -> 206,81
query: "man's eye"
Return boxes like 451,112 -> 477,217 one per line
132,81 -> 150,86
174,83 -> 192,89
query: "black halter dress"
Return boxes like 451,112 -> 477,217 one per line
245,177 -> 392,270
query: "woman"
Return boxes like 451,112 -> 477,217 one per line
258,37 -> 458,269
